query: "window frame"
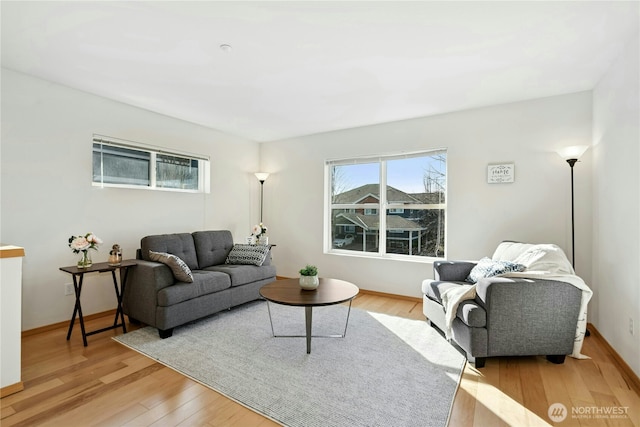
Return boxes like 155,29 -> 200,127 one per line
325,149 -> 446,262
92,135 -> 210,193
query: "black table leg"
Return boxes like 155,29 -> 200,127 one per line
66,274 -> 88,347
111,269 -> 127,333
305,306 -> 312,354
66,274 -> 78,341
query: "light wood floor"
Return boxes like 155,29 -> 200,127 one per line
2,293 -> 639,426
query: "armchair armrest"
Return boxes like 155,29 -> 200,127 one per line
473,277 -> 582,356
433,261 -> 476,281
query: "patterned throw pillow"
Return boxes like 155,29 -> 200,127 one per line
149,250 -> 194,283
465,257 -> 526,284
225,244 -> 269,266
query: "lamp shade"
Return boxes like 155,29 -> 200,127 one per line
557,145 -> 589,161
254,172 -> 270,182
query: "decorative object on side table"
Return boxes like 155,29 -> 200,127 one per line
68,232 -> 103,268
108,244 -> 122,266
299,264 -> 319,290
252,223 -> 269,245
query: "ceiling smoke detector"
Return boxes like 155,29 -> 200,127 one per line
219,44 -> 232,53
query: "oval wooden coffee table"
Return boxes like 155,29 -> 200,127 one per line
259,278 -> 359,354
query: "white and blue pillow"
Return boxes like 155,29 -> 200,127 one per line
465,257 -> 526,284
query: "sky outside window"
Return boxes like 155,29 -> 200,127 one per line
333,154 -> 446,195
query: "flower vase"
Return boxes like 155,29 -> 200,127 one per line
299,275 -> 319,290
77,251 -> 92,268
258,235 -> 269,246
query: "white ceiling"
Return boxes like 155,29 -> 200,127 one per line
2,1 -> 638,142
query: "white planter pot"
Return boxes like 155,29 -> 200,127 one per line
299,275 -> 319,290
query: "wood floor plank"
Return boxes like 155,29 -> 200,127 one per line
148,390 -> 220,426
610,385 -> 640,427
122,382 -> 210,426
92,403 -> 150,427
138,368 -> 200,410
99,353 -> 157,384
38,373 -> 162,427
0,378 -> 64,410
590,391 -> 635,427
3,293 -> 639,427
448,370 -> 478,427
471,359 -> 511,427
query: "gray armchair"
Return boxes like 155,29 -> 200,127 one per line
422,256 -> 583,368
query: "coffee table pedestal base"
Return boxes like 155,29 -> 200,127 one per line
265,300 -> 354,354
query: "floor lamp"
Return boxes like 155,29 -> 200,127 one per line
558,145 -> 590,336
557,145 -> 589,267
254,172 -> 270,223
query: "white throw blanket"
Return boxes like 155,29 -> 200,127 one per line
441,243 -> 593,359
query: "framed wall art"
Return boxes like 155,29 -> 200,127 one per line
487,163 -> 514,184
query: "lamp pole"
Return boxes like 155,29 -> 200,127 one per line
558,147 -> 589,336
567,158 -> 578,267
258,179 -> 265,223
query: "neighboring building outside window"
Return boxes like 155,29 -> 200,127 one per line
92,135 -> 210,193
327,150 -> 446,259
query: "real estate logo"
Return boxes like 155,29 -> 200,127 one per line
548,403 -> 630,422
548,403 -> 568,422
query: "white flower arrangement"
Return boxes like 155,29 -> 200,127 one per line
68,232 -> 103,253
252,223 -> 268,237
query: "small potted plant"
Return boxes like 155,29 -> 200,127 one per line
299,265 -> 319,290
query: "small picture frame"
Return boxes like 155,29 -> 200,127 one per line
488,163 -> 514,184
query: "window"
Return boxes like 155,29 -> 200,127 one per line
92,135 -> 210,193
327,150 -> 446,259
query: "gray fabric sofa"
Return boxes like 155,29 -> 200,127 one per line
422,243 -> 584,368
123,230 -> 276,338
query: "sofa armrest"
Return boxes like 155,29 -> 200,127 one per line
122,260 -> 175,327
474,277 -> 582,355
433,261 -> 476,281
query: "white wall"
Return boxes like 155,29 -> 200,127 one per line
1,69 -> 262,330
261,92 -> 593,298
592,32 -> 640,377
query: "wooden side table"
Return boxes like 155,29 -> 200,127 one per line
59,260 -> 136,346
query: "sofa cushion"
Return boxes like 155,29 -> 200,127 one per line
157,270 -> 231,307
192,230 -> 234,269
465,257 -> 526,284
226,244 -> 270,266
141,233 -> 199,270
148,250 -> 194,283
205,264 -> 277,287
434,261 -> 477,281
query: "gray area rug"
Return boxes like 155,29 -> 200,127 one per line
114,300 -> 465,427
